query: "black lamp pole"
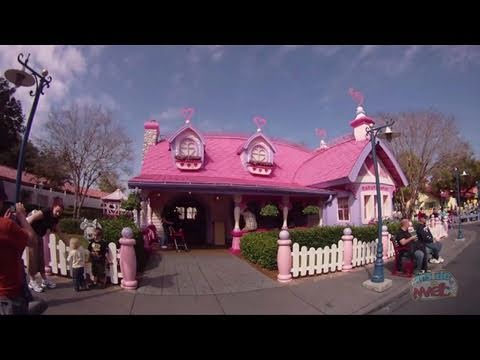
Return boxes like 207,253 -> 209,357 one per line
5,53 -> 52,204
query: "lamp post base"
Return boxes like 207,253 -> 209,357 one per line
362,278 -> 392,293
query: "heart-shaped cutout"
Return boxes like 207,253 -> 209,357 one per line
182,107 -> 195,121
253,116 -> 267,129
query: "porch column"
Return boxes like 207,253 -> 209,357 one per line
231,194 -> 243,254
318,199 -> 324,227
140,192 -> 148,228
233,194 -> 242,231
147,196 -> 152,224
281,195 -> 290,230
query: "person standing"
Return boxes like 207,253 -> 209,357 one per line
26,197 -> 66,292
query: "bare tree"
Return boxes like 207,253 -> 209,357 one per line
39,103 -> 133,218
376,110 -> 468,218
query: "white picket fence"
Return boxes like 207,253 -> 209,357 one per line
291,235 -> 396,278
22,234 -> 123,284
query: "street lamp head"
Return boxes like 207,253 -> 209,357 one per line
377,126 -> 400,142
4,68 -> 35,87
461,170 -> 468,177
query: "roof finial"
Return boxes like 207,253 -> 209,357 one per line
315,128 -> 328,149
182,107 -> 195,125
349,88 -> 367,119
253,116 -> 267,132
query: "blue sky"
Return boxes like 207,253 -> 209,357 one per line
1,45 -> 479,186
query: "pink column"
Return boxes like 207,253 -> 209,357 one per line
230,230 -> 243,255
43,232 -> 52,275
277,230 -> 292,282
119,227 -> 138,290
342,227 -> 353,271
382,225 -> 389,260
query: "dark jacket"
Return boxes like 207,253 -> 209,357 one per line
415,223 -> 434,244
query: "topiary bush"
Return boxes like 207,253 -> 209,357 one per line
99,216 -> 147,273
260,204 -> 279,217
302,205 -> 319,215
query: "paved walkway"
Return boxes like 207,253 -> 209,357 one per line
137,249 -> 281,296
31,225 -> 477,315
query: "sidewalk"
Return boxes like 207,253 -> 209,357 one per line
32,228 -> 475,315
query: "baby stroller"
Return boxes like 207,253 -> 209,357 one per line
168,225 -> 189,252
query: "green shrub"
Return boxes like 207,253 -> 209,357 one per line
241,230 -> 279,270
302,205 -> 319,215
99,216 -> 147,273
260,204 -> 279,217
241,222 -> 403,271
59,218 -> 83,235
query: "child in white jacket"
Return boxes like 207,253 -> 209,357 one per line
67,238 -> 88,292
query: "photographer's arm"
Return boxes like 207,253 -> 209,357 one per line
15,203 -> 36,248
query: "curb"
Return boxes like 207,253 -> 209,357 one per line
356,229 -> 475,315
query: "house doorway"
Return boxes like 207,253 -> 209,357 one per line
163,196 -> 208,247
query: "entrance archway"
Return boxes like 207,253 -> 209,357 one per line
163,196 -> 208,247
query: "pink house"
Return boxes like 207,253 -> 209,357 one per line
128,104 -> 408,249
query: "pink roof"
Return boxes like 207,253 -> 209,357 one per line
294,137 -> 370,186
131,131 -> 408,192
0,164 -> 109,199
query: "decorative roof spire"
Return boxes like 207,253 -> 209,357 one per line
253,116 -> 267,132
349,88 -> 367,119
315,128 -> 328,149
182,107 -> 195,125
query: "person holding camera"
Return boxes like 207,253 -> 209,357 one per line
0,181 -> 45,315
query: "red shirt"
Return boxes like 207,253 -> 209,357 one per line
0,218 -> 29,298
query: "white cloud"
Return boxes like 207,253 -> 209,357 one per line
357,45 -> 422,76
359,45 -> 379,59
149,107 -> 184,133
88,45 -> 107,57
0,45 -> 88,136
431,45 -> 480,70
312,45 -> 343,57
188,45 -> 226,64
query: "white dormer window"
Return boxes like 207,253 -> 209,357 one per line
250,145 -> 267,163
180,138 -> 198,157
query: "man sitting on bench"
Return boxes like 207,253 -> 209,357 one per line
394,219 -> 428,275
416,214 -> 444,264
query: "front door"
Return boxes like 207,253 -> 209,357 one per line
164,197 -> 207,247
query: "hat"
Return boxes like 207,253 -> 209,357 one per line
0,180 -> 7,201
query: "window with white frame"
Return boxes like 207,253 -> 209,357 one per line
337,197 -> 350,221
364,195 -> 372,221
179,138 -> 198,157
249,145 -> 269,164
186,207 -> 197,220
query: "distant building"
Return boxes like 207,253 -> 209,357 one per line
0,164 -> 108,209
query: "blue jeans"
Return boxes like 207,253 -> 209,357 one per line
413,250 -> 425,271
72,267 -> 86,291
425,242 -> 442,259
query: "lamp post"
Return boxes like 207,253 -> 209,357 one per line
4,53 -> 52,204
366,119 -> 399,285
454,168 -> 467,241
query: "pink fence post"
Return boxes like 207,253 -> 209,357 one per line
342,227 -> 353,271
119,227 -> 138,290
277,230 -> 292,282
43,233 -> 52,275
230,230 -> 243,255
382,225 -> 389,260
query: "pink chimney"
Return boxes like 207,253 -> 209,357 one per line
143,120 -> 159,162
350,105 -> 375,141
